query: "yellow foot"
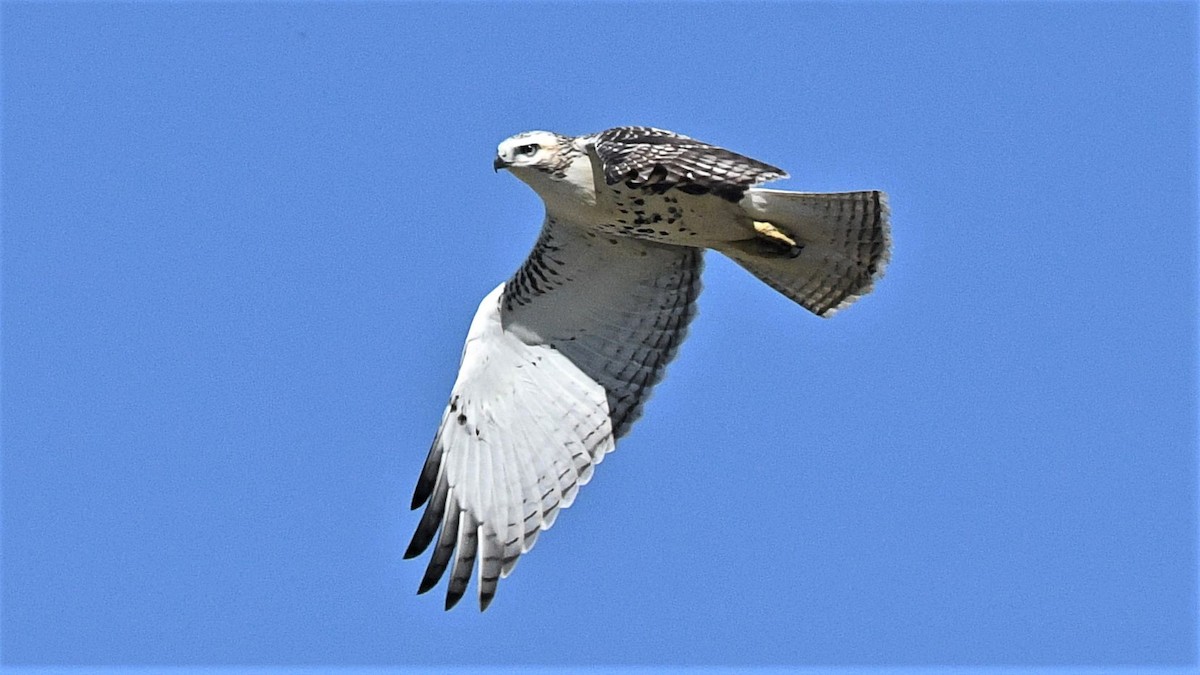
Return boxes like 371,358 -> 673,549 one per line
753,220 -> 798,248
749,221 -> 803,258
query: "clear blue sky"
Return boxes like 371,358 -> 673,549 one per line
3,2 -> 1196,669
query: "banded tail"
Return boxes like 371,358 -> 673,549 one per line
720,189 -> 891,317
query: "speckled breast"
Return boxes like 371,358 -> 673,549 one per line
586,186 -> 745,248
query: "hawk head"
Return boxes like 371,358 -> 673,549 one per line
494,130 -> 594,212
493,131 -> 578,175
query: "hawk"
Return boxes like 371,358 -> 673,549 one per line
406,126 -> 890,610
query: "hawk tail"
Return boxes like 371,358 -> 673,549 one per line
719,189 -> 891,317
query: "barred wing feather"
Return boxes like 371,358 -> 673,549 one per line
591,126 -> 786,201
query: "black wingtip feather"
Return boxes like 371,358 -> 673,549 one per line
405,512 -> 438,558
444,587 -> 465,611
479,590 -> 496,611
416,499 -> 458,593
411,434 -> 445,509
410,490 -> 429,511
417,573 -> 439,595
410,469 -> 436,511
405,480 -> 448,559
443,516 -> 478,612
402,538 -> 426,560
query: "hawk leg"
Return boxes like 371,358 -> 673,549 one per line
754,220 -> 798,247
726,221 -> 804,259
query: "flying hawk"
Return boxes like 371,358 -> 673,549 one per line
406,126 -> 890,610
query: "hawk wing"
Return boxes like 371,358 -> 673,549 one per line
406,217 -> 703,610
590,126 -> 787,201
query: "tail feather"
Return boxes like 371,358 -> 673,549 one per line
722,189 -> 891,317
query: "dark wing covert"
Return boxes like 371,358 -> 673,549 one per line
591,126 -> 787,202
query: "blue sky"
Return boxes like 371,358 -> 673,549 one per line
2,2 -> 1196,669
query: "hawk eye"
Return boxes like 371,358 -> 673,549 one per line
517,143 -> 539,156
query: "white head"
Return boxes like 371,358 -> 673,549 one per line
493,131 -> 569,173
493,130 -> 594,211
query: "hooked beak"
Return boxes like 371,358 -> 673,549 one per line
493,156 -> 509,173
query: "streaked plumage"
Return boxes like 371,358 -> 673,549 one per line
593,126 -> 786,201
407,126 -> 890,610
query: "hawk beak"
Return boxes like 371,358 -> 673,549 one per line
493,156 -> 509,173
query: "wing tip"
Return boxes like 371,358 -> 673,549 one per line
402,540 -> 426,560
409,491 -> 429,511
416,574 -> 439,595
479,589 -> 497,611
444,575 -> 470,610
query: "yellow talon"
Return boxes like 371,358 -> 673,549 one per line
752,220 -> 797,248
